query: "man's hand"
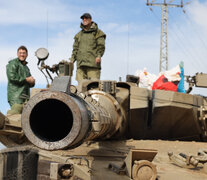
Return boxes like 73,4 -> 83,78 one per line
26,76 -> 35,85
69,57 -> 75,63
96,57 -> 101,64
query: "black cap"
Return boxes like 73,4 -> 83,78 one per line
80,13 -> 92,19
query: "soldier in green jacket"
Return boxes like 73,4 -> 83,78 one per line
6,46 -> 35,114
70,13 -> 106,83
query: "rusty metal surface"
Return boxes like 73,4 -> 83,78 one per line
89,89 -> 126,138
132,160 -> 157,180
50,76 -> 71,93
21,91 -> 90,150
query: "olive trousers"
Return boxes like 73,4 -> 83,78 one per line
76,66 -> 100,82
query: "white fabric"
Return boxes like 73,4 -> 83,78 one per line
135,65 -> 181,90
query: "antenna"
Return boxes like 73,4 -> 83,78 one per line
46,9 -> 48,49
147,0 -> 183,72
127,22 -> 130,75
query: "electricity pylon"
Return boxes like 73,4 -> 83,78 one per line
147,0 -> 183,72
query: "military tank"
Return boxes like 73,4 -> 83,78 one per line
0,48 -> 207,180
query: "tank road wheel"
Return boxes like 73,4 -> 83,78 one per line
132,160 -> 157,180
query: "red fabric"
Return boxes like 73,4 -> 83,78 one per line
152,75 -> 178,92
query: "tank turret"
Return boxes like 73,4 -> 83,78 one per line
21,75 -> 207,150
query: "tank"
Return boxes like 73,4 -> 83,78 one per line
0,48 -> 207,180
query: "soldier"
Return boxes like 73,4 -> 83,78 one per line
70,13 -> 106,83
6,46 -> 35,114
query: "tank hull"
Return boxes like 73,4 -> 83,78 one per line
1,140 -> 207,180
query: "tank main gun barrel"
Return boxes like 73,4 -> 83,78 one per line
21,86 -> 126,150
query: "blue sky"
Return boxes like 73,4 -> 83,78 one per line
1,0 -> 207,114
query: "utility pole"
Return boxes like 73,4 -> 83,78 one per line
147,0 -> 183,72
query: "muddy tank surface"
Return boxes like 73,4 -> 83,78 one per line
0,48 -> 207,180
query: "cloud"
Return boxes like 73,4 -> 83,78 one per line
0,0 -> 78,26
102,23 -> 129,33
188,0 -> 207,33
103,23 -> 119,32
0,48 -> 15,82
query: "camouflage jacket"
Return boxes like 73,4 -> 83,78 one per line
70,22 -> 106,69
6,58 -> 34,106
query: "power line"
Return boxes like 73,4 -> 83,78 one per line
148,7 -> 201,71
183,10 -> 207,52
127,22 -> 130,75
46,9 -> 48,49
146,0 -> 183,72
168,10 -> 207,69
168,25 -> 202,71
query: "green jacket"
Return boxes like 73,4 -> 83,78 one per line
6,58 -> 34,106
70,22 -> 106,69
